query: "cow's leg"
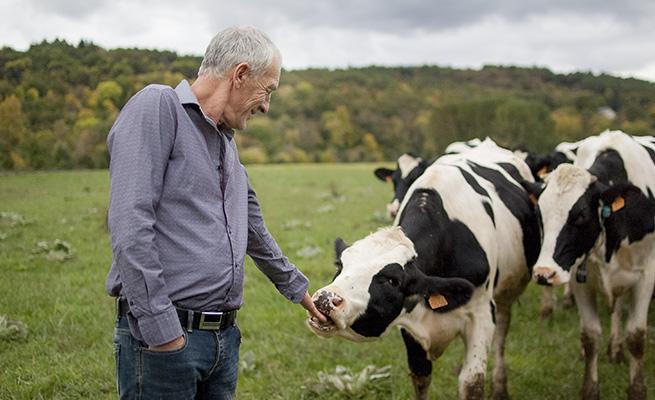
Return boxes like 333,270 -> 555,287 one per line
562,281 -> 575,309
540,286 -> 553,320
573,280 -> 601,400
491,302 -> 512,400
401,328 -> 432,400
624,276 -> 654,400
459,310 -> 494,400
607,293 -> 625,364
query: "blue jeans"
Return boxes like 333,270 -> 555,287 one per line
113,316 -> 241,400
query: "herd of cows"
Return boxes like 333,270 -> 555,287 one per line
306,130 -> 655,400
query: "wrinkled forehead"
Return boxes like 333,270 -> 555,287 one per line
339,231 -> 417,276
540,166 -> 593,214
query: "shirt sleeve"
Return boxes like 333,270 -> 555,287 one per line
245,179 -> 310,304
106,86 -> 183,346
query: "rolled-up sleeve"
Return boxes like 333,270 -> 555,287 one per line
107,87 -> 183,346
245,181 -> 309,304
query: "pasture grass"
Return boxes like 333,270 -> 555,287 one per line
0,165 -> 653,399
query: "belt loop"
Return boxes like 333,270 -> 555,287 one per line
186,310 -> 194,332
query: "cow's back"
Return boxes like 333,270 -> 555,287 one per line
396,141 -> 538,301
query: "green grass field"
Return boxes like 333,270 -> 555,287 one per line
0,165 -> 653,399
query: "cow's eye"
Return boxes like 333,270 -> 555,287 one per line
387,277 -> 400,286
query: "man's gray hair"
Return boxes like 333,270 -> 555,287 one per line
198,26 -> 281,79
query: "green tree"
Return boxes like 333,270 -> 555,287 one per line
0,95 -> 26,168
491,99 -> 556,152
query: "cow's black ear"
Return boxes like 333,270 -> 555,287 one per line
600,183 -> 642,217
334,237 -> 350,259
403,264 -> 474,313
521,180 -> 546,205
374,168 -> 394,182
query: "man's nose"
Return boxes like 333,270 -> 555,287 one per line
258,93 -> 271,114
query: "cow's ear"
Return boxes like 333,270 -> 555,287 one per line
334,237 -> 350,259
600,183 -> 641,218
521,180 -> 546,205
403,264 -> 474,313
374,168 -> 394,183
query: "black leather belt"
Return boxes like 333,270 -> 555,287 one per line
116,298 -> 236,331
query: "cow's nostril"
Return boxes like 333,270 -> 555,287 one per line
536,275 -> 552,286
314,290 -> 343,314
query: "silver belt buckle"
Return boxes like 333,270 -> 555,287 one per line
198,311 -> 224,330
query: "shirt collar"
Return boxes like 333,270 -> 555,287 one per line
175,80 -> 235,141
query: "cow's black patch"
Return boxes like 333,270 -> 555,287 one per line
498,162 -> 523,184
351,263 -> 407,337
467,161 -> 541,267
459,168 -> 495,224
553,185 -> 603,270
398,188 -> 490,287
401,328 -> 432,377
602,185 -> 655,262
587,150 -> 628,185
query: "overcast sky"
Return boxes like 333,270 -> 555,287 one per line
2,0 -> 654,82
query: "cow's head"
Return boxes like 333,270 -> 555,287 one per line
307,227 -> 474,342
525,163 -> 636,286
375,154 -> 429,217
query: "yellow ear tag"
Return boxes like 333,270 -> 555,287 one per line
612,196 -> 625,212
537,166 -> 548,179
428,294 -> 448,309
385,176 -> 392,183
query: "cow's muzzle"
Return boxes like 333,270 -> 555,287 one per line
307,290 -> 343,334
313,290 -> 344,315
533,266 -> 569,286
386,199 -> 400,218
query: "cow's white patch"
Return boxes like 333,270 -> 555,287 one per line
397,154 -> 422,179
312,227 -> 417,341
533,164 -> 594,284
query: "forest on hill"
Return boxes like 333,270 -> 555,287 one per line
1,39 -> 654,169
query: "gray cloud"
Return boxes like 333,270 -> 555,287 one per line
1,0 -> 654,81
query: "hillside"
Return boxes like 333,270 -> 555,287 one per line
1,39 -> 654,169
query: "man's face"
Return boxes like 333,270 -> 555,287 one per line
223,56 -> 280,131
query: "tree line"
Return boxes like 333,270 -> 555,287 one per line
1,39 -> 654,170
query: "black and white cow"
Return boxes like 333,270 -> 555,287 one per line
515,140 -> 580,181
515,140 -> 585,318
374,153 -> 435,217
309,139 -> 541,399
525,130 -> 655,399
374,139 -> 482,217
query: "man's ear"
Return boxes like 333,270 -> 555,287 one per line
232,62 -> 250,87
374,168 -> 395,183
402,263 -> 474,313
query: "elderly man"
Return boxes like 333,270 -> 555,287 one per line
106,26 -> 326,399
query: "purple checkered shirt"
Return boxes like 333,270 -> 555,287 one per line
106,80 -> 309,346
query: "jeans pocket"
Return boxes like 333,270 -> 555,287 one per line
142,332 -> 188,354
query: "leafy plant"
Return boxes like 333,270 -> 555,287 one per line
0,211 -> 34,227
32,239 -> 75,262
0,315 -> 28,342
306,365 -> 392,396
